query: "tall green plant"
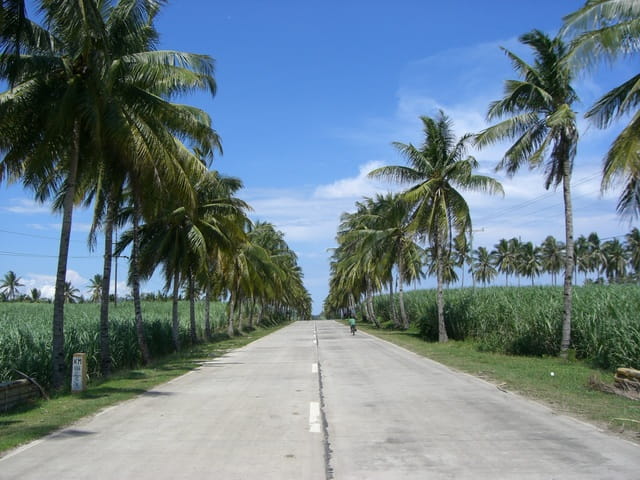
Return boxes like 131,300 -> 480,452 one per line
476,30 -> 579,357
370,111 -> 503,341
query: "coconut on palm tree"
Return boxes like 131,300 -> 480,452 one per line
370,111 -> 503,342
476,30 -> 579,356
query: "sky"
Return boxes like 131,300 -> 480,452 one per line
0,0 -> 636,314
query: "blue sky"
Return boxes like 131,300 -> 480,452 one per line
0,1 -> 636,313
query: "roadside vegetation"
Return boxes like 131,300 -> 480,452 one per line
0,0 -> 311,392
0,300 -> 228,387
372,285 -> 640,371
325,1 -> 640,368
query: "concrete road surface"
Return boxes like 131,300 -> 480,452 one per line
2,320 -> 639,479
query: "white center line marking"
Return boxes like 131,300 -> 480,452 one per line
309,402 -> 321,433
312,363 -> 318,373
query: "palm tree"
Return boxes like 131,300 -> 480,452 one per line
452,235 -> 471,287
332,194 -> 424,329
476,30 -> 579,357
586,232 -> 607,281
540,235 -> 565,286
63,281 -> 81,304
121,170 -> 249,349
471,247 -> 498,286
518,241 -> 543,286
0,0 -> 219,388
625,228 -> 640,280
492,238 -> 517,286
574,234 -> 591,284
0,270 -> 24,301
370,111 -> 503,342
602,238 -> 628,283
562,1 -> 640,217
87,274 -> 103,303
28,288 -> 42,303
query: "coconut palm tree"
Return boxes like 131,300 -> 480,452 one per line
28,288 -> 42,303
625,228 -> 640,280
370,111 -> 503,342
0,0 -> 219,388
586,232 -> 607,281
0,270 -> 24,301
471,247 -> 498,286
562,1 -> 640,217
87,274 -> 103,303
361,194 -> 424,328
63,281 -> 81,304
574,234 -> 591,284
452,235 -> 471,287
540,235 -> 565,286
518,242 -> 543,286
492,239 -> 516,286
476,30 -> 579,356
120,170 -> 249,349
602,238 -> 628,282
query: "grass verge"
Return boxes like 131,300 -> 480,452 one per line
0,325 -> 282,455
359,324 -> 640,443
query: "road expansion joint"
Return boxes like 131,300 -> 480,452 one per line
313,321 -> 334,479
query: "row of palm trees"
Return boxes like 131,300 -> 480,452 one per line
326,1 -> 639,356
0,1 -> 310,388
0,269 -> 80,303
467,230 -> 640,287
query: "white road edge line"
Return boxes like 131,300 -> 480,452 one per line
309,401 -> 321,433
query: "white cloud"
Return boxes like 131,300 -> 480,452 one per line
3,198 -> 51,214
22,270 -> 87,299
313,160 -> 389,199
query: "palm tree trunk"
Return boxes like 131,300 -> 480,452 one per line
188,268 -> 197,345
257,300 -> 264,326
436,232 -> 448,343
227,291 -> 236,337
560,165 -> 575,357
172,270 -> 181,351
388,277 -> 400,328
99,192 -> 116,377
397,264 -> 409,329
348,293 -> 357,319
366,288 -> 379,327
248,298 -> 256,329
235,296 -> 244,334
204,287 -> 212,340
51,122 -> 80,390
131,202 -> 150,364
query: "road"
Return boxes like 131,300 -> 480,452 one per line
1,320 -> 639,479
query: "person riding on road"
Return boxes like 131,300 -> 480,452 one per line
348,317 -> 357,335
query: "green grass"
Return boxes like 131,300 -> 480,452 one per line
359,325 -> 640,443
0,324 -> 282,454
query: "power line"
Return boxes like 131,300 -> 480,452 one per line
0,227 -> 87,243
474,173 -> 601,224
0,250 -> 98,259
